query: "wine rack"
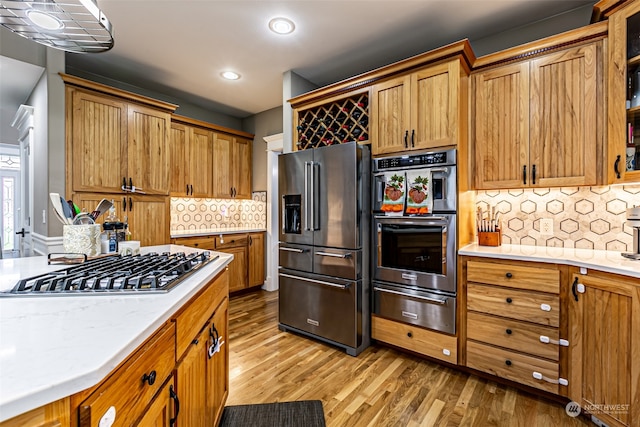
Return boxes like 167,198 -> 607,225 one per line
295,93 -> 369,150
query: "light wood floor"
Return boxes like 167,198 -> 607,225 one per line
226,290 -> 591,427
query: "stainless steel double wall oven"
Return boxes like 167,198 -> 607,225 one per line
372,149 -> 458,335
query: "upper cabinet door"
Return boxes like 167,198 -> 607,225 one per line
212,133 -> 233,198
170,123 -> 188,195
473,62 -> 530,189
188,127 -> 214,197
232,138 -> 252,199
411,60 -> 459,150
127,104 -> 171,195
371,75 -> 411,156
529,43 -> 598,187
70,89 -> 128,193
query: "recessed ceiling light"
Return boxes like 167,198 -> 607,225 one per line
269,17 -> 295,35
221,71 -> 241,80
26,10 -> 64,31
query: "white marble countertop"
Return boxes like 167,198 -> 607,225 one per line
170,228 -> 266,238
459,244 -> 640,279
0,245 -> 233,422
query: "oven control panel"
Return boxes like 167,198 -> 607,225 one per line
375,149 -> 455,171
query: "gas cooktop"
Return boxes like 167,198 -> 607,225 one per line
0,251 -> 217,296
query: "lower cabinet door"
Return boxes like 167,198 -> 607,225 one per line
176,326 -> 209,426
278,271 -> 357,347
136,377 -> 175,427
207,299 -> 229,426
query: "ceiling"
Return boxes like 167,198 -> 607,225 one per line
63,0 -> 597,119
1,0 -> 597,141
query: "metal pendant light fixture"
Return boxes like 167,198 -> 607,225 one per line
0,0 -> 114,53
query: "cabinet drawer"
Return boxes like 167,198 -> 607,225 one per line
172,236 -> 215,250
466,312 -> 560,361
79,322 -> 175,427
174,270 -> 229,360
215,234 -> 248,250
372,315 -> 457,364
466,341 -> 559,394
467,283 -> 559,327
467,260 -> 559,293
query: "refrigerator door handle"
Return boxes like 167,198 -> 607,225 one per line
316,251 -> 352,259
279,273 -> 350,289
279,247 -> 307,253
304,161 -> 311,231
310,162 -> 318,231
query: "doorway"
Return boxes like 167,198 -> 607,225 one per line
0,146 -> 21,258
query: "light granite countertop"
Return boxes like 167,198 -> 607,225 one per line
459,243 -> 640,279
0,245 -> 233,422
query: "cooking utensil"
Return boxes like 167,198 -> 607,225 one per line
49,193 -> 71,225
90,198 -> 113,221
61,196 -> 74,221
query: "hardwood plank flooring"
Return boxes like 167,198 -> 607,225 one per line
226,290 -> 591,426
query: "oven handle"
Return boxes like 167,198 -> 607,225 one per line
315,251 -> 352,259
279,273 -> 349,289
374,286 -> 447,305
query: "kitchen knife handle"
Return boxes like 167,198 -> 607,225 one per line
522,165 -> 527,185
411,129 -> 415,148
404,130 -> 408,148
614,155 -> 621,179
532,164 -> 536,185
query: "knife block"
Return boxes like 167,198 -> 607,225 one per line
478,228 -> 502,247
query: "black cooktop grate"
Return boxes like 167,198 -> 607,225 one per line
2,251 -> 217,296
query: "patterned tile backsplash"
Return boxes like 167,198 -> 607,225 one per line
171,192 -> 267,232
475,185 -> 640,251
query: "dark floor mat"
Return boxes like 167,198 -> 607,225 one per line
219,400 -> 326,427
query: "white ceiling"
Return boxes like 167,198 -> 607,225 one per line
62,0 -> 597,119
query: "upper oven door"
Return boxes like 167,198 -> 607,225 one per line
373,214 -> 457,294
372,165 -> 456,214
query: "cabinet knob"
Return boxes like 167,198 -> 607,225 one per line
142,370 -> 156,386
506,297 -> 513,304
505,360 -> 512,366
506,329 -> 512,335
407,332 -> 413,338
505,272 -> 513,278
192,338 -> 199,345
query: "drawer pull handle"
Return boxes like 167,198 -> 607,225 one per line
316,251 -> 352,259
539,335 -> 569,346
532,371 -> 569,386
506,329 -> 512,335
192,338 -> 199,345
506,298 -> 513,304
505,272 -> 513,278
280,247 -> 306,253
505,360 -> 512,366
540,303 -> 551,312
407,332 -> 413,338
142,370 -> 156,386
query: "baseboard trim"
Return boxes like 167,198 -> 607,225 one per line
32,232 -> 63,255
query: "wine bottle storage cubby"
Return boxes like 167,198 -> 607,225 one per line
295,93 -> 369,150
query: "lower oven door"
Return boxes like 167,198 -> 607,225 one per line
278,270 -> 360,348
373,282 -> 456,334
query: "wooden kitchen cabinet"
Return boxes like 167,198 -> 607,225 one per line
248,232 -> 265,288
63,75 -> 176,196
0,398 -> 70,427
174,273 -> 229,427
135,378 -> 175,427
463,258 -> 568,395
606,0 -> 640,183
371,59 -> 466,156
169,121 -> 213,197
216,235 -> 248,292
473,39 -> 602,189
212,133 -> 252,199
567,269 -> 640,427
78,322 -> 176,426
72,193 -> 170,246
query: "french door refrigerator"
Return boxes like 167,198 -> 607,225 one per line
278,142 -> 371,356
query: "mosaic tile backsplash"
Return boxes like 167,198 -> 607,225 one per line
171,192 -> 267,232
475,185 -> 640,251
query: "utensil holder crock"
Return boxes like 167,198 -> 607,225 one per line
63,224 -> 101,256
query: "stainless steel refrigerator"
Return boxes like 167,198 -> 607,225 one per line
278,142 -> 370,356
